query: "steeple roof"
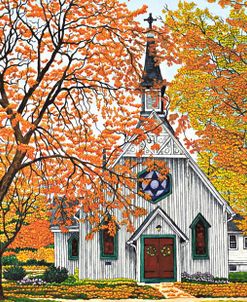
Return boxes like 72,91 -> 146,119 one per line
141,36 -> 163,87
141,13 -> 163,88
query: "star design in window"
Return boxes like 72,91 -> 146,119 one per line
138,170 -> 171,203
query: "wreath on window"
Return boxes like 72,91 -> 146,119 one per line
146,246 -> 157,256
160,245 -> 171,257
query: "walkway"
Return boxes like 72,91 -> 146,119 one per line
150,282 -> 194,299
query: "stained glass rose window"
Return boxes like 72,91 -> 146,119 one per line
138,170 -> 172,203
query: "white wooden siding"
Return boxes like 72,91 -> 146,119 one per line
75,157 -> 228,279
229,233 -> 247,272
54,232 -> 79,274
79,221 -> 136,280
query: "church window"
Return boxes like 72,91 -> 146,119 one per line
100,228 -> 118,260
229,264 -> 237,272
190,214 -> 211,260
244,237 -> 247,249
138,170 -> 172,203
229,235 -> 237,249
68,234 -> 79,260
144,90 -> 161,111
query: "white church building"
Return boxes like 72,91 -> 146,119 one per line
51,15 -> 238,282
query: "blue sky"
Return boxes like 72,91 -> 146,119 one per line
123,0 -> 229,81
125,0 -> 229,22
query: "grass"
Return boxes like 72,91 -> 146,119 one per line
176,282 -> 247,298
3,298 -> 56,302
2,280 -> 164,300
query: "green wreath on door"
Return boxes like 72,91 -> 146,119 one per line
146,246 -> 157,256
160,245 -> 171,257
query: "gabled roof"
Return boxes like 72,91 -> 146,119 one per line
113,111 -> 235,217
228,214 -> 244,233
127,206 -> 189,244
50,197 -> 79,231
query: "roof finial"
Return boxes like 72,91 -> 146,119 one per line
144,13 -> 157,29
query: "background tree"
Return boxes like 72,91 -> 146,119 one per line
8,219 -> 53,250
161,0 -> 247,227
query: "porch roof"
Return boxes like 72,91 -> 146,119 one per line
127,206 -> 189,244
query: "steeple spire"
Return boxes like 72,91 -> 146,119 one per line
141,13 -> 166,117
141,13 -> 162,88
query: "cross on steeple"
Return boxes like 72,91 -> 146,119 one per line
144,13 -> 157,29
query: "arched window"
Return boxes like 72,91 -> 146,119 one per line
68,234 -> 79,260
190,214 -> 211,259
100,222 -> 118,260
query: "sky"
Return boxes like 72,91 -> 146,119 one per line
122,0 -> 229,81
125,0 -> 229,20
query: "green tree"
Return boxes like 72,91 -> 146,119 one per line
162,1 -> 247,225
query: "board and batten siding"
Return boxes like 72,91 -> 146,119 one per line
79,220 -> 136,280
118,157 -> 228,278
76,156 -> 228,280
54,231 -> 79,274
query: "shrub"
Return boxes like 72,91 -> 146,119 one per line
61,275 -> 77,284
43,265 -> 68,283
3,266 -> 26,281
181,272 -> 228,283
2,255 -> 19,266
74,267 -> 79,282
229,272 -> 247,282
25,259 -> 49,266
18,276 -> 46,285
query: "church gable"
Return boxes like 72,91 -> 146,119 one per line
127,207 -> 188,244
112,110 -> 234,216
122,112 -> 186,159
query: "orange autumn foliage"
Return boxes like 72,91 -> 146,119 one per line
0,0 -> 148,255
0,2 -> 169,291
9,220 -> 53,249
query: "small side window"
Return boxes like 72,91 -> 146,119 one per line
68,234 -> 79,260
229,235 -> 237,250
229,264 -> 237,272
190,213 -> 211,260
244,237 -> 247,249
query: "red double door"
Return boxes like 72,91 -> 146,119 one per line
144,237 -> 175,280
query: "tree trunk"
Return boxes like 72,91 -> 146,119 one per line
0,254 -> 4,300
0,150 -> 26,203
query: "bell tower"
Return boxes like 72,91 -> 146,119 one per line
141,13 -> 166,117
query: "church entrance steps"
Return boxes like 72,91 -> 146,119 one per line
149,282 -> 194,299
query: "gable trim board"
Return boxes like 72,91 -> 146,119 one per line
127,206 -> 189,244
112,111 -> 234,217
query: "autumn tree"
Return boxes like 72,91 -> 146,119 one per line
8,219 -> 53,250
0,0 -> 168,298
161,1 -> 247,226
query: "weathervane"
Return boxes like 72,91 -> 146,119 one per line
144,13 -> 157,29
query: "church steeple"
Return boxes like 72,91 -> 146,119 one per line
141,13 -> 166,117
